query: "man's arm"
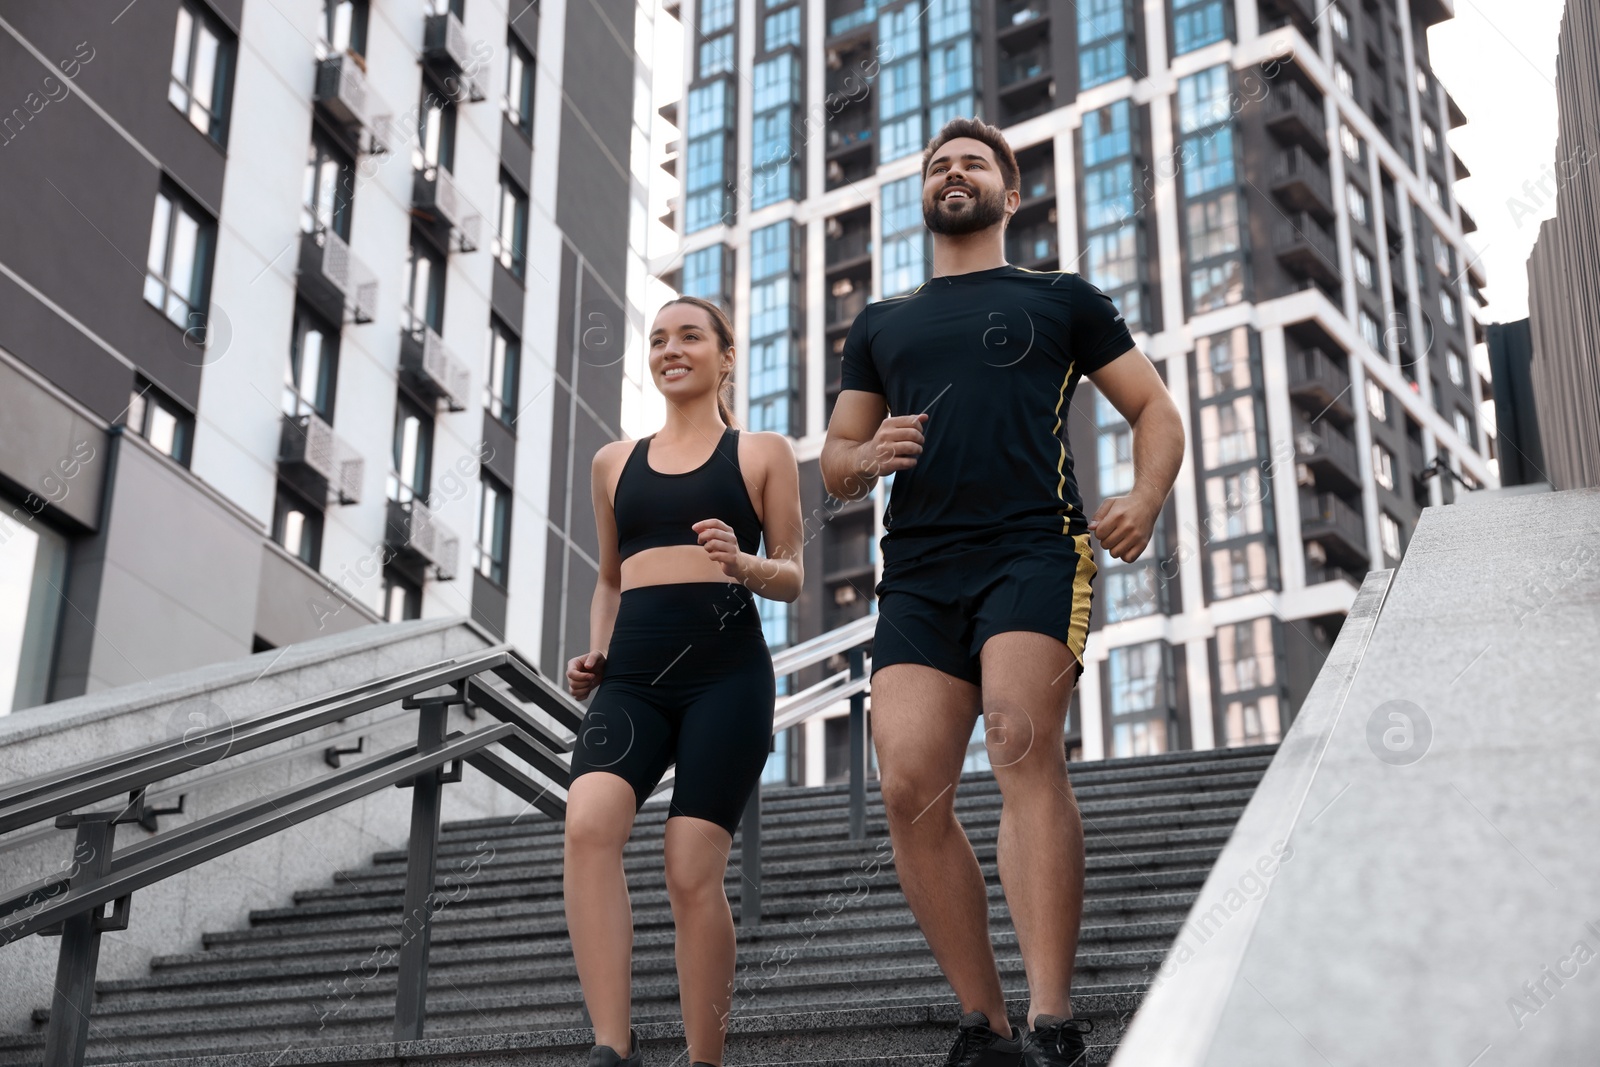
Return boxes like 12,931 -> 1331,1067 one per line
1085,346 -> 1185,562
821,390 -> 926,500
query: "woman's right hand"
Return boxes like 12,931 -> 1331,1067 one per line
566,650 -> 607,700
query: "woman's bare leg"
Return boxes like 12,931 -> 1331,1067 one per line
563,772 -> 641,1054
663,816 -> 737,1066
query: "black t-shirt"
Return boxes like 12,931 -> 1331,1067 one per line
839,264 -> 1135,562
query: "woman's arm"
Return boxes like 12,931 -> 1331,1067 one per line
695,432 -> 805,602
588,442 -> 625,649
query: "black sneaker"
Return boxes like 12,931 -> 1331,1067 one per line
1021,1014 -> 1093,1067
944,1010 -> 1023,1067
587,1028 -> 643,1067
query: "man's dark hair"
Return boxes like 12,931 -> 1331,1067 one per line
922,117 -> 1020,193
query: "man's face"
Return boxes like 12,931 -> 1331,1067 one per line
922,136 -> 1015,236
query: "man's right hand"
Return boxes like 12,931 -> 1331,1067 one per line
566,650 -> 607,700
859,412 -> 927,479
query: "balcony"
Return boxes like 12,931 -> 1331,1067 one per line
1257,0 -> 1316,35
312,55 -> 390,154
412,167 -> 482,253
1008,221 -> 1058,267
399,323 -> 471,412
825,228 -> 872,270
1293,416 -> 1360,493
296,229 -> 377,325
1304,558 -> 1367,588
827,287 -> 868,331
827,0 -> 879,38
1412,0 -> 1453,27
998,46 -> 1049,89
1287,346 -> 1351,421
1299,490 -> 1368,568
386,497 -> 459,581
1263,78 -> 1327,155
1273,212 -> 1339,287
422,12 -> 486,101
996,0 -> 1049,48
826,119 -> 873,157
1269,146 -> 1335,224
279,412 -> 363,505
1017,164 -> 1056,205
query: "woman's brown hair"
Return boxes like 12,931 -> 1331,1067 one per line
658,295 -> 739,428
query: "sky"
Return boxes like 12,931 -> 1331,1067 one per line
1428,0 -> 1570,324
639,0 -> 1571,352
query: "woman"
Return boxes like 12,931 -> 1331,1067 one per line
563,296 -> 804,1067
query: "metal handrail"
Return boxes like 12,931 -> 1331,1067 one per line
0,643 -> 581,1067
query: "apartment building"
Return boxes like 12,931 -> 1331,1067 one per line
653,0 -> 1492,781
0,0 -> 650,712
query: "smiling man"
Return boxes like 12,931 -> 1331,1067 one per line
821,117 -> 1184,1067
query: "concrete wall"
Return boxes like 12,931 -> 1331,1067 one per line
0,616 -> 552,1035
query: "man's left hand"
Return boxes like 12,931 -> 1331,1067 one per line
1089,493 -> 1162,562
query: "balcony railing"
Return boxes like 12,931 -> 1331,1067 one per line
1286,346 -> 1351,419
296,228 -> 377,325
386,497 -> 460,581
313,55 -> 391,154
1269,146 -> 1335,223
399,322 -> 471,412
1264,78 -> 1327,154
422,12 -> 486,101
412,166 -> 482,253
999,0 -> 1049,27
1273,212 -> 1339,286
998,46 -> 1049,87
280,412 -> 363,506
826,230 -> 872,267
827,0 -> 879,36
1299,490 -> 1368,566
827,287 -> 868,328
1293,416 -> 1360,492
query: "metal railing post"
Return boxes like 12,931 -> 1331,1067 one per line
739,784 -> 761,929
848,647 -> 866,841
393,692 -> 459,1041
42,812 -> 124,1067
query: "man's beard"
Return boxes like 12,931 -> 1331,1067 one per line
923,183 -> 1008,235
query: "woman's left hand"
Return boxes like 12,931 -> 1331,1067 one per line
692,518 -> 746,581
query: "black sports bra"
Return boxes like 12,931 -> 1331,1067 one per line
613,427 -> 764,562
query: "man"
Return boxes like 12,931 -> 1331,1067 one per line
821,117 -> 1184,1067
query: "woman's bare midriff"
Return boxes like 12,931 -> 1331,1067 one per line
619,544 -> 738,591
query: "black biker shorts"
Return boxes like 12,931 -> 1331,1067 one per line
870,530 -> 1097,687
568,582 -> 775,835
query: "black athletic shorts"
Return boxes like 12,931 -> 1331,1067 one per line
569,581 -> 775,835
870,530 -> 1096,687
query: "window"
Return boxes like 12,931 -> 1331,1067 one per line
1178,66 -> 1232,134
1329,3 -> 1350,40
303,134 -> 354,239
1104,562 -> 1160,622
414,81 -> 457,173
169,2 -> 233,144
1372,442 -> 1394,490
1107,642 -> 1172,757
284,305 -> 339,420
748,222 -> 798,434
1354,246 -> 1375,289
382,567 -> 421,621
1416,68 -> 1430,95
1195,327 -> 1253,398
1216,618 -> 1275,694
485,318 -> 519,425
144,186 -> 214,333
1187,195 -> 1243,311
1433,233 -> 1454,276
0,503 -> 69,714
318,0 -> 368,58
125,378 -> 194,465
1380,511 -> 1402,559
1081,100 -> 1146,331
1334,61 -> 1354,96
699,32 -> 735,76
1359,309 -> 1382,352
493,174 -> 529,279
389,394 -> 433,503
1366,379 -> 1388,422
1447,349 -> 1464,386
881,174 -> 927,296
1095,391 -> 1136,494
1172,0 -> 1227,55
1346,183 -> 1369,226
504,34 -> 534,135
751,53 -> 801,208
1210,542 -> 1270,599
763,5 -> 800,50
681,245 -> 727,304
699,0 -> 735,33
273,485 -> 323,568
1221,695 -> 1282,746
1199,396 -> 1260,468
685,78 -> 734,232
404,238 -> 445,333
1422,121 -> 1439,156
1454,408 -> 1472,443
1340,123 -> 1363,164
1440,289 -> 1458,327
1427,175 -> 1444,207
476,474 -> 511,586
1079,0 -> 1130,89
1203,469 -> 1266,539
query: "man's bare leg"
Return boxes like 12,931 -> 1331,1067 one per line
871,663 -> 1016,1036
979,631 -> 1084,1027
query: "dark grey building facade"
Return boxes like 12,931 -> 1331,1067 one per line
1484,319 -> 1547,487
0,0 -> 648,714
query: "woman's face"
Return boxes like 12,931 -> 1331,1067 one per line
649,303 -> 727,398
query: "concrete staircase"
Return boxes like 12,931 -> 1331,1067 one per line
1,744 -> 1278,1067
